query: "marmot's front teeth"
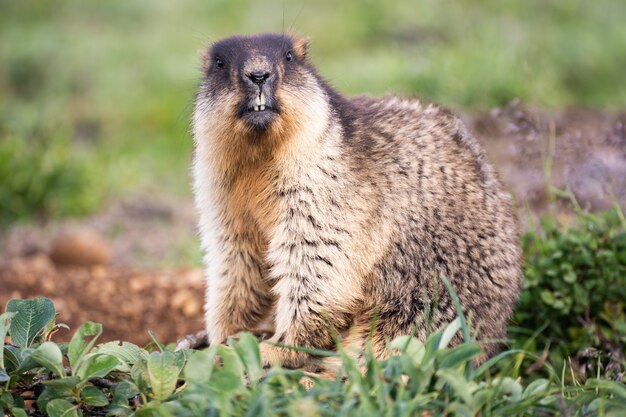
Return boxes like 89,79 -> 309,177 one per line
254,93 -> 266,111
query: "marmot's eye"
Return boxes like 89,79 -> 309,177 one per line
286,51 -> 293,62
215,57 -> 224,68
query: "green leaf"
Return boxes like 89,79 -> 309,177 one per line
230,332 -> 263,382
438,317 -> 462,349
106,405 -> 134,417
209,368 -> 243,394
586,379 -> 626,400
80,385 -> 109,407
3,346 -> 21,371
148,331 -> 167,352
93,341 -> 146,372
0,390 -> 13,408
10,393 -> 25,409
491,376 -> 523,400
437,343 -> 481,370
31,341 -> 66,377
130,361 -> 150,393
147,350 -> 180,402
540,290 -> 555,305
173,349 -> 191,372
0,312 -> 15,369
9,408 -> 28,417
13,347 -> 41,373
37,378 -> 78,411
435,368 -> 476,407
389,335 -> 425,365
523,378 -> 550,398
68,322 -> 102,371
184,349 -> 215,385
473,349 -> 526,378
46,398 -> 81,417
563,270 -> 577,284
134,405 -> 168,417
208,346 -> 245,394
0,368 -> 8,383
110,380 -> 139,406
6,297 -> 55,348
439,275 -> 471,343
75,353 -> 119,382
43,376 -> 82,390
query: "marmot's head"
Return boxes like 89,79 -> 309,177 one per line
194,34 -> 330,149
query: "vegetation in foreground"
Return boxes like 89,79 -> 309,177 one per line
1,206 -> 625,417
2,296 -> 625,417
515,203 -> 626,380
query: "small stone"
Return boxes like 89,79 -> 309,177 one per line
49,229 -> 111,267
170,289 -> 191,310
41,279 -> 56,293
91,265 -> 107,279
129,276 -> 149,292
182,299 -> 202,317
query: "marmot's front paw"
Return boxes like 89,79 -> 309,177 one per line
259,341 -> 308,368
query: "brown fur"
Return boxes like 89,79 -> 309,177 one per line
192,34 -> 522,370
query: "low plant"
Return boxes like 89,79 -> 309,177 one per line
515,203 -> 626,379
3,291 -> 626,417
0,135 -> 101,226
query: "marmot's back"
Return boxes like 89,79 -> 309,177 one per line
332,96 -> 521,354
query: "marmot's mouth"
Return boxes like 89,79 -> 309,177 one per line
251,92 -> 266,112
237,90 -> 280,132
246,92 -> 278,113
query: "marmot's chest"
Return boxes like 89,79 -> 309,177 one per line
226,165 -> 281,234
220,147 -> 341,240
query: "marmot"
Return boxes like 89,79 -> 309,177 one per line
192,33 -> 522,368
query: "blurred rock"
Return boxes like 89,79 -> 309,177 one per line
49,229 -> 111,266
565,150 -> 626,211
171,288 -> 203,318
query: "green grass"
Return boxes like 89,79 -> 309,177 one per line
1,0 -> 625,222
2,289 -> 626,417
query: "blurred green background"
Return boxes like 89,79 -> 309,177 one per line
1,0 -> 626,225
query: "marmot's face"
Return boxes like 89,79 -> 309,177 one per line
196,34 -> 328,142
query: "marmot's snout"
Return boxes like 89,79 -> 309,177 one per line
237,57 -> 280,131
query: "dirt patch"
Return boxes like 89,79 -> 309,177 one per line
469,102 -> 626,223
0,254 -> 204,346
1,104 -> 625,344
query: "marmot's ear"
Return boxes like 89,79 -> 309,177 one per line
199,48 -> 210,73
292,36 -> 310,61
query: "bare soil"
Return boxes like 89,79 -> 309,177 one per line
1,103 -> 625,345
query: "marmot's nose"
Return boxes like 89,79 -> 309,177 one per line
247,71 -> 270,86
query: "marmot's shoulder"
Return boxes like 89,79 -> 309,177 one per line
336,94 -> 463,144
336,94 -> 497,184
342,95 -> 459,131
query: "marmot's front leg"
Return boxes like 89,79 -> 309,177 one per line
204,225 -> 273,345
260,188 -> 359,368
